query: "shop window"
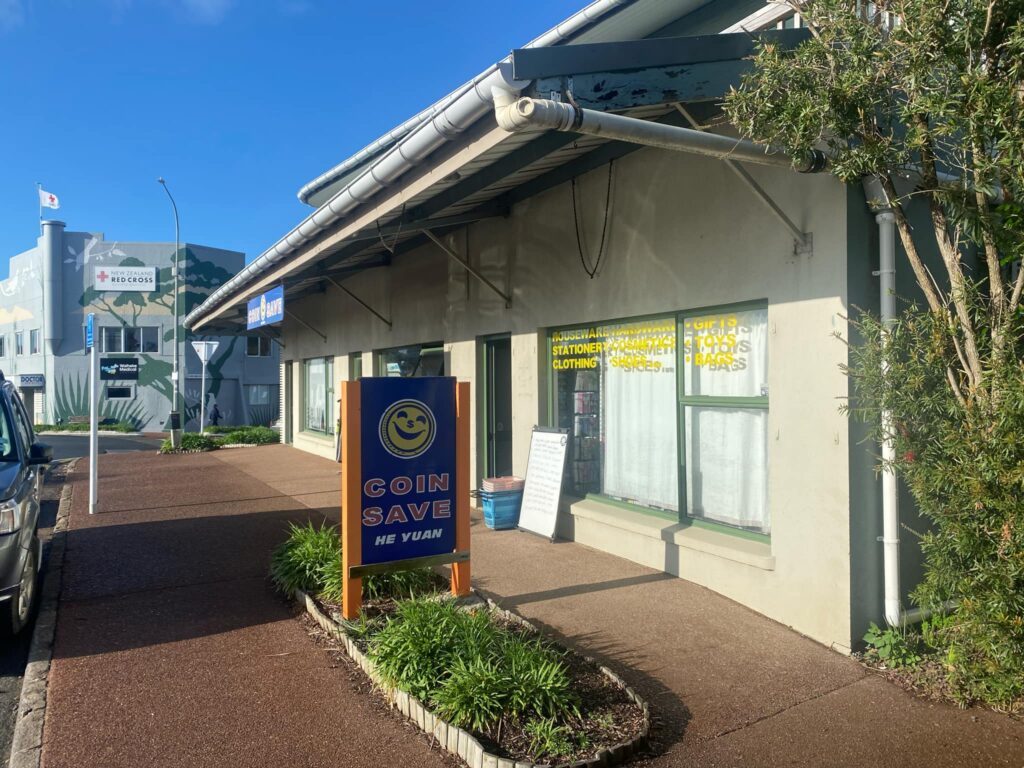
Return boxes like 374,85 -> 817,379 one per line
680,306 -> 769,534
247,384 -> 272,406
551,316 -> 679,511
247,336 -> 273,357
14,332 -> 23,356
106,386 -> 133,400
378,343 -> 444,377
349,353 -> 363,380
142,327 -> 160,353
0,335 -> 6,358
303,357 -> 334,434
29,329 -> 40,355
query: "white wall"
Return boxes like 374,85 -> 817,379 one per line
277,143 -> 854,648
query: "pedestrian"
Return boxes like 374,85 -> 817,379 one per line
209,402 -> 222,428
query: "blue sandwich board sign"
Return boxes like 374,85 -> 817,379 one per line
359,377 -> 457,565
246,285 -> 285,330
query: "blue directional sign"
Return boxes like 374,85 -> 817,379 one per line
246,285 -> 284,330
85,313 -> 95,350
360,377 -> 457,565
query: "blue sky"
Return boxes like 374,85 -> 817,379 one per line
0,0 -> 585,279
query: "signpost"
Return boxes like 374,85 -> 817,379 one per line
340,377 -> 470,619
190,341 -> 219,431
86,313 -> 97,515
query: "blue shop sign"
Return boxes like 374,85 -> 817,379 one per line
360,377 -> 456,565
246,285 -> 284,330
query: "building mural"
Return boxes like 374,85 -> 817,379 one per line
0,221 -> 279,430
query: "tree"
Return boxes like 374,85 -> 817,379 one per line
725,0 -> 1024,706
726,0 -> 1024,406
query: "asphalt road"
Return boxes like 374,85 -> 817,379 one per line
38,433 -> 164,460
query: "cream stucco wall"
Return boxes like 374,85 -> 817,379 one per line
276,143 -> 854,649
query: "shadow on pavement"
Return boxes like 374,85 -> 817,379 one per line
52,506 -> 326,660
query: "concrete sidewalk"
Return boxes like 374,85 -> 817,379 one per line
41,446 -> 1024,767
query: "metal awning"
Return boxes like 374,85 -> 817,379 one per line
188,25 -> 808,335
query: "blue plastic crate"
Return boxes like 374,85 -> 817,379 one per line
480,489 -> 523,530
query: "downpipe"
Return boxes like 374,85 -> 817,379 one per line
492,90 -> 828,173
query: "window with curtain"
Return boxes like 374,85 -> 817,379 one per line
680,306 -> 770,534
303,357 -> 334,434
551,316 -> 678,511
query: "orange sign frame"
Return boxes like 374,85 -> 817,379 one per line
340,379 -> 471,619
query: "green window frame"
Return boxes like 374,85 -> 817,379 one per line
546,301 -> 771,542
349,352 -> 363,380
678,300 -> 770,540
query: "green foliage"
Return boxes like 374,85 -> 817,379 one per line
202,425 -> 237,434
370,598 -> 577,732
848,303 -> 1024,706
863,622 -> 923,669
37,421 -> 136,433
524,717 -> 577,759
217,426 -> 279,445
269,522 -> 340,596
363,568 -> 440,601
270,524 -> 436,603
159,432 -> 221,454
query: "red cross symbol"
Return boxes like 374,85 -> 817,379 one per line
48,195 -> 55,205
97,270 -> 109,282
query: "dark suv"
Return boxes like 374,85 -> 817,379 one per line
0,375 -> 51,635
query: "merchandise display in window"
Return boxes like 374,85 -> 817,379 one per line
551,317 -> 677,509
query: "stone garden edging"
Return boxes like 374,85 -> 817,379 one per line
295,589 -> 650,768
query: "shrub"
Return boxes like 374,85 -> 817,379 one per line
370,597 -> 577,731
159,432 -> 221,453
269,522 -> 340,595
849,303 -> 1024,706
219,426 -> 279,445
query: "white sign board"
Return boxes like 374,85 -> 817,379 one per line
94,266 -> 157,292
517,428 -> 569,540
191,340 -> 219,363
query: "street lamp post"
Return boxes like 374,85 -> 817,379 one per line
157,177 -> 182,449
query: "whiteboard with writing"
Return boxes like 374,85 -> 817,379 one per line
518,428 -> 569,540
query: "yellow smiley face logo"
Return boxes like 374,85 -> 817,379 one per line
379,399 -> 436,458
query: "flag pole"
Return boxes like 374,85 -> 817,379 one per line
36,182 -> 42,235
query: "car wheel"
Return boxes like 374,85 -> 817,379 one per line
0,545 -> 38,637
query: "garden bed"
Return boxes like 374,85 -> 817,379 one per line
299,589 -> 649,767
270,522 -> 649,766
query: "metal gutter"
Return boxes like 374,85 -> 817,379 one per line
185,0 -> 632,331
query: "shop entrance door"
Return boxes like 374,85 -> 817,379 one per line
484,337 -> 512,478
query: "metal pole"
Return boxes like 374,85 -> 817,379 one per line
89,338 -> 97,515
200,358 -> 207,433
157,178 -> 182,447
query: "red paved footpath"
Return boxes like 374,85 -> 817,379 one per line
42,447 -> 1024,768
41,451 -> 455,768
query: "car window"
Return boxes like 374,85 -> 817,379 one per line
0,397 -> 19,462
12,396 -> 34,448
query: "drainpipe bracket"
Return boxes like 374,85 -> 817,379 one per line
793,232 -> 813,258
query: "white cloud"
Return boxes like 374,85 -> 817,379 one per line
0,0 -> 24,31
